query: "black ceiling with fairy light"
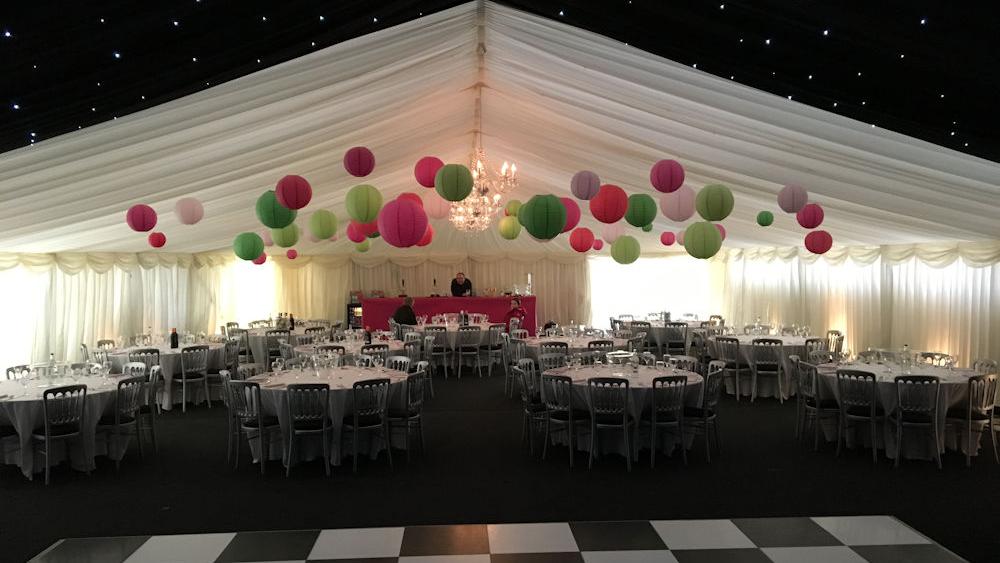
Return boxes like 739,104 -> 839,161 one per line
2,1 -> 998,161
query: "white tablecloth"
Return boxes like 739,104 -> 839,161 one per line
247,367 -> 407,467
109,343 -> 225,410
709,335 -> 808,398
817,362 -> 979,460
247,328 -> 311,364
522,337 -> 627,361
0,375 -> 130,478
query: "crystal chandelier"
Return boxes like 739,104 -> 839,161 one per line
449,145 -> 517,232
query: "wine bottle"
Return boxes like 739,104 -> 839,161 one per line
290,313 -> 295,331
170,328 -> 179,349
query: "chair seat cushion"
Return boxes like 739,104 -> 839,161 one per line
343,413 -> 383,428
32,423 -> 80,439
241,415 -> 280,428
479,344 -> 503,351
548,409 -> 590,422
593,412 -> 632,426
292,418 -> 329,431
945,408 -> 991,421
138,403 -> 157,415
178,372 -> 206,380
845,405 -> 884,417
805,397 -> 839,409
889,411 -> 934,424
97,414 -> 136,426
684,406 -> 715,419
724,361 -> 750,370
389,407 -> 421,419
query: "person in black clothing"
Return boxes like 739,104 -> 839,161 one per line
392,296 -> 418,325
450,272 -> 472,296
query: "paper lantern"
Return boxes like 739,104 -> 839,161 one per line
271,224 -> 299,248
424,191 -> 452,219
592,239 -> 604,251
520,195 -> 567,240
642,223 -> 653,232
778,184 -> 809,213
756,211 -> 774,226
126,204 -> 157,232
660,231 -> 676,246
716,224 -> 727,240
275,175 -> 312,210
174,197 -> 203,225
601,222 -> 624,243
343,146 -> 375,177
346,222 -> 365,243
684,222 -> 723,260
571,170 -> 601,200
414,156 -> 444,188
649,159 -> 685,193
306,232 -> 320,243
252,253 -> 267,265
398,192 -> 424,208
569,227 -> 595,253
377,198 -> 429,248
805,230 -> 833,254
560,197 -> 581,232
355,239 -> 371,253
695,184 -> 735,221
148,232 -> 166,248
498,215 -> 521,239
625,193 -> 657,227
434,164 -> 474,202
345,184 -> 382,223
261,230 -> 274,247
611,235 -> 640,265
505,199 -> 522,217
286,249 -> 298,260
417,223 -> 434,247
796,203 -> 824,229
677,230 -> 685,245
589,184 -> 628,224
308,209 -> 338,240
233,232 -> 264,261
660,186 -> 696,222
255,190 -> 297,229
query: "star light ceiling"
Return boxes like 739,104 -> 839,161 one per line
0,1 -> 998,159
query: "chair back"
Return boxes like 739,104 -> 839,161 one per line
279,341 -> 296,360
265,330 -> 289,351
361,344 -> 389,363
508,339 -> 528,364
403,331 -> 422,343
128,348 -> 160,372
628,332 -> 647,353
651,375 -> 686,418
456,326 -> 481,349
809,350 -> 835,364
709,315 -> 725,326
42,385 -> 87,434
512,366 -> 535,407
668,355 -> 699,372
516,357 -> 538,383
918,352 -> 953,367
316,344 -> 345,355
305,326 -> 327,337
805,338 -> 828,354
114,376 -> 146,422
972,358 -> 997,375
96,339 -> 116,349
236,363 -> 263,380
751,339 -> 782,372
826,330 -> 844,355
405,371 -> 425,413
587,339 -> 614,352
664,322 -> 688,347
227,380 -> 263,419
352,378 -> 390,423
539,341 -> 569,355
121,361 -> 147,380
587,377 -> 629,422
294,334 -> 315,347
894,375 -> 940,417
511,329 -> 529,339
508,316 -> 521,332
286,383 -> 329,428
486,324 -> 505,347
386,355 -> 411,372
7,365 -> 30,380
180,345 -> 209,375
538,353 -> 566,372
714,337 -> 741,364
403,341 -> 422,365
798,361 -> 821,403
703,360 -> 726,411
967,374 -> 998,416
222,339 -> 239,371
541,374 -> 574,414
836,369 -> 878,416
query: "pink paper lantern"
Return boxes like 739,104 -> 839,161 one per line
414,156 -> 444,188
346,220 -> 377,243
398,192 -> 424,208
343,146 -> 375,177
173,197 -> 204,225
659,186 -> 695,222
286,249 -> 298,260
592,239 -> 604,250
660,231 -> 676,246
253,253 -> 267,265
796,203 -> 824,229
417,223 -> 434,247
148,232 -> 166,248
570,170 -> 601,200
126,204 -> 157,232
601,222 -> 624,243
424,191 -> 451,219
275,175 -> 312,210
560,197 -> 581,232
677,230 -> 685,245
589,184 -> 628,224
649,159 -> 685,193
778,184 -> 809,213
716,224 -> 727,240
377,198 -> 429,248
569,227 -> 595,253
261,230 -> 274,247
805,230 -> 833,254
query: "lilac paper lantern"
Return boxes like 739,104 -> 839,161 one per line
778,184 -> 809,213
601,223 -> 624,243
173,197 -> 204,225
570,170 -> 601,200
377,198 -> 429,248
659,185 -> 695,222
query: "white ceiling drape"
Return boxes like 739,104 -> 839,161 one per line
0,2 -> 998,256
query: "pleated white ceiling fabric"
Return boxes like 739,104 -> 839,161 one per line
1,1 -> 998,256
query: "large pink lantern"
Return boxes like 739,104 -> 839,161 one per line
424,191 -> 451,219
377,198 -> 429,248
660,231 -> 676,246
417,223 -> 434,247
805,230 -> 833,254
569,227 -> 595,253
126,204 -> 157,232
343,146 -> 375,177
173,197 -> 204,225
649,159 -> 685,193
560,197 -> 581,232
275,175 -> 312,210
659,186 -> 695,222
414,156 -> 444,188
601,222 -> 624,243
398,192 -> 424,208
778,184 -> 809,213
796,203 -> 824,229
570,170 -> 601,200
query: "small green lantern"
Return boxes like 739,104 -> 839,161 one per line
498,215 -> 521,240
756,210 -> 774,227
625,193 -> 657,227
695,184 -> 734,221
255,190 -> 297,229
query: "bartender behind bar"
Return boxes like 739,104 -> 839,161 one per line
450,272 -> 473,296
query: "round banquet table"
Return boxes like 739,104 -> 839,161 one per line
246,327 -> 312,364
293,339 -> 406,363
816,362 -> 981,460
109,342 -> 225,410
418,322 -> 494,349
245,367 -> 407,468
0,375 -> 131,479
542,365 -> 704,459
708,334 -> 808,399
625,320 -> 704,354
521,337 -> 628,361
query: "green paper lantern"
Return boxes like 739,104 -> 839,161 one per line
345,184 -> 383,223
695,184 -> 734,221
641,223 -> 653,232
517,198 -> 532,227
271,224 -> 299,248
233,232 -> 264,261
625,193 -> 657,227
434,164 -> 474,202
498,215 -> 521,240
356,239 -> 370,253
756,210 -> 774,227
309,210 -> 338,239
520,194 -> 566,240
610,235 -> 641,265
684,221 -> 723,259
255,190 -> 297,229
505,199 -> 522,217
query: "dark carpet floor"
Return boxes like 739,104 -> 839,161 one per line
2,375 -> 998,562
